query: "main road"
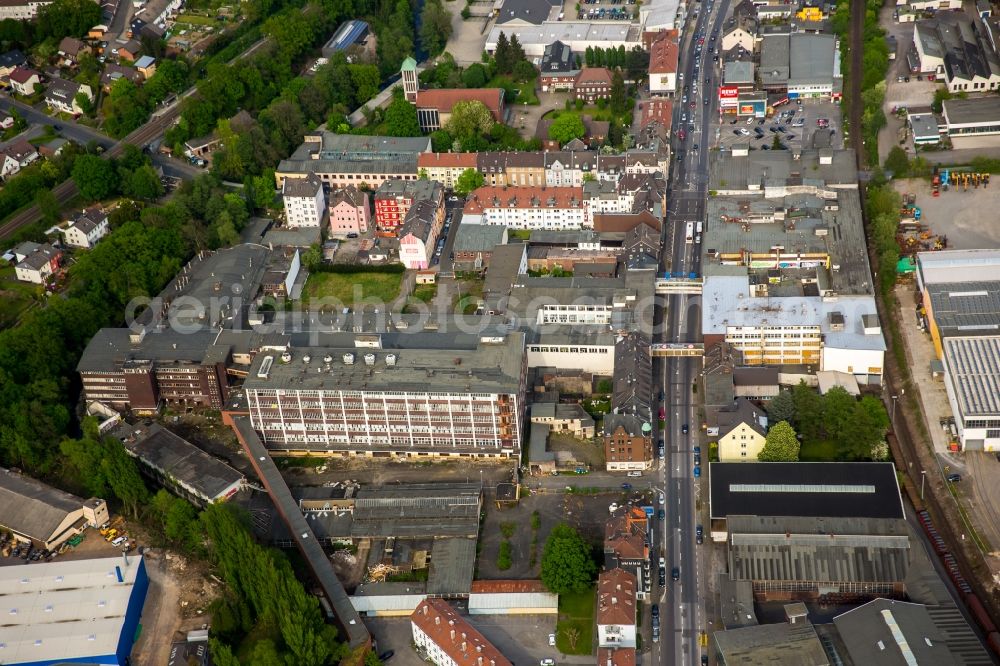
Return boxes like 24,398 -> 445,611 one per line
652,0 -> 731,663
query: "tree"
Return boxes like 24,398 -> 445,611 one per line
758,421 -> 800,462
454,167 -> 484,196
494,31 -> 512,74
74,92 -> 93,116
35,189 -> 60,225
72,155 -> 118,201
462,63 -> 489,88
540,523 -> 596,595
822,386 -> 857,444
122,165 -> 164,201
384,91 -> 422,137
768,390 -> 795,424
548,113 -> 586,145
420,0 -> 453,57
509,34 -> 526,66
884,146 -> 909,178
791,381 -> 823,442
35,0 -> 101,42
609,70 -> 626,115
445,99 -> 495,139
513,59 -> 536,83
772,134 -> 784,150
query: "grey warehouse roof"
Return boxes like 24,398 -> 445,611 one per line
944,96 -> 1000,125
714,621 -> 830,666
925,281 -> 1000,336
709,462 -> 904,520
833,599 -> 960,666
0,468 -> 88,541
119,423 -> 244,502
726,515 -> 911,584
944,336 -> 1000,417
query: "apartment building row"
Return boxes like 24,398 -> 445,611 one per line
460,174 -> 666,231
417,148 -> 668,190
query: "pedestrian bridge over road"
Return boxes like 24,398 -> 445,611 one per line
655,277 -> 703,294
651,343 -> 704,357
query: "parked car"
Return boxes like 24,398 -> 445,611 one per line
627,471 -> 642,478
696,524 -> 704,544
621,483 -> 632,490
548,634 -> 556,646
694,465 -> 701,478
947,473 -> 962,482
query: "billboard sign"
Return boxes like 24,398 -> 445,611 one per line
719,85 -> 739,99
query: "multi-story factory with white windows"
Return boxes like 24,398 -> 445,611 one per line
237,333 -> 527,458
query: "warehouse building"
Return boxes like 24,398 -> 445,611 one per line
411,598 -> 512,666
709,462 -> 905,526
713,609 -> 830,666
758,33 -> 842,99
0,468 -> 108,550
235,333 -> 526,458
915,249 -> 1000,359
275,133 -> 431,189
942,336 -> 1000,452
726,514 -> 911,599
0,555 -> 149,666
942,96 -> 1000,139
833,599 -> 971,665
116,422 -> 244,506
468,580 -> 559,614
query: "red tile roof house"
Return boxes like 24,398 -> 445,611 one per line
8,66 -> 41,96
574,67 -> 614,103
414,88 -> 506,132
648,30 -> 679,95
598,648 -> 637,666
410,598 -> 512,666
597,568 -> 638,649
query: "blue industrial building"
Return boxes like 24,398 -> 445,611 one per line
0,554 -> 149,666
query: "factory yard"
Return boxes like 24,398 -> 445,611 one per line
891,177 -> 1000,251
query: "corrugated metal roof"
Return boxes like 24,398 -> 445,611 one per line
468,592 -> 559,610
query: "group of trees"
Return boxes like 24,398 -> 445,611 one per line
584,45 -> 648,79
0,0 -> 99,53
0,142 -> 83,229
540,523 -> 596,595
102,59 -> 191,137
829,0 -> 889,165
204,504 -> 348,665
452,167 -> 484,196
865,180 -> 903,295
492,32 -> 535,82
71,145 -> 164,202
767,383 -> 890,460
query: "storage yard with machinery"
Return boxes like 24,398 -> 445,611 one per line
892,176 -> 1000,266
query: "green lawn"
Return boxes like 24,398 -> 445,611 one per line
799,439 -> 838,461
0,265 -> 40,330
175,12 -> 220,25
303,271 -> 403,308
411,283 -> 436,303
556,587 -> 595,655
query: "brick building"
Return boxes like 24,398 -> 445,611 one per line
373,178 -> 444,234
574,67 -> 614,103
410,598 -> 512,666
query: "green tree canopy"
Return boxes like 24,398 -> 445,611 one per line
462,63 -> 489,88
758,420 -> 800,462
548,113 -> 586,145
540,523 -> 596,595
384,91 -> 422,137
609,70 -> 627,115
791,381 -> 823,442
445,99 -> 495,140
419,0 -> 454,57
71,154 -> 119,202
454,167 -> 484,196
767,390 -> 795,424
884,146 -> 910,178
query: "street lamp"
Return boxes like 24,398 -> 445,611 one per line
921,470 -> 927,501
891,395 -> 898,424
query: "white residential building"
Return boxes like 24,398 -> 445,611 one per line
462,185 -> 589,230
61,209 -> 109,248
411,598 -> 512,666
0,0 -> 51,20
282,173 -> 325,228
598,568 -> 638,649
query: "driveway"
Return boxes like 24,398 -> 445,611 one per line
444,1 -> 492,65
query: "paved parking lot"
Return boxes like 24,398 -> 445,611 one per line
572,0 -> 638,21
714,99 -> 843,152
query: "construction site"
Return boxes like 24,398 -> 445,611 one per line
893,176 -> 1000,275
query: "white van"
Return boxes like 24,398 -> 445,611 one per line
627,471 -> 642,477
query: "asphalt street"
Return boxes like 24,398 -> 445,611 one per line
0,97 -> 203,181
652,0 -> 731,663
